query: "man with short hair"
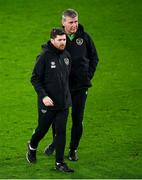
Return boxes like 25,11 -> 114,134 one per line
45,9 -> 99,161
26,28 -> 74,173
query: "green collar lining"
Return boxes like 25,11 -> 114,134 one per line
67,34 -> 75,41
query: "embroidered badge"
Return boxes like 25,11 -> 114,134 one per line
64,58 -> 69,65
51,61 -> 56,68
76,38 -> 84,45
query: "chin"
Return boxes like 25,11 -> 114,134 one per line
72,31 -> 77,34
59,47 -> 65,51
72,29 -> 77,33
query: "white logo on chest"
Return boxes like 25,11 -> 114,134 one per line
51,61 -> 56,68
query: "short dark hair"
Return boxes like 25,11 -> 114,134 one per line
62,9 -> 78,21
50,28 -> 66,39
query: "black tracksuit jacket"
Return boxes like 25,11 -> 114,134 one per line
65,24 -> 99,91
31,41 -> 71,110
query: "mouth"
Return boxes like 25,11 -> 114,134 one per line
71,27 -> 77,32
59,45 -> 65,49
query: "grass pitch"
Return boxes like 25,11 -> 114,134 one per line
0,0 -> 142,178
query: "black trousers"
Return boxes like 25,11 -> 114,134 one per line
30,107 -> 69,163
52,88 -> 88,150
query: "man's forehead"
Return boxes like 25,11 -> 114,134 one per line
65,16 -> 78,22
55,34 -> 66,39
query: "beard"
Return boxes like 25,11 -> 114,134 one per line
58,44 -> 65,50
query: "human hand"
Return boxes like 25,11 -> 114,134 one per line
42,96 -> 54,106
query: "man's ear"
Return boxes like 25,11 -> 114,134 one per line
62,19 -> 65,26
51,38 -> 54,44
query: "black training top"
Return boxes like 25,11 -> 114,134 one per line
31,41 -> 72,110
65,24 -> 99,91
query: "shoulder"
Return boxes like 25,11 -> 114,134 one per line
83,32 -> 93,41
77,25 -> 93,43
35,50 -> 49,65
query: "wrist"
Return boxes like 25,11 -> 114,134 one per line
43,96 -> 48,100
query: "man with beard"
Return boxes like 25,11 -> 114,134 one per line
26,28 -> 74,173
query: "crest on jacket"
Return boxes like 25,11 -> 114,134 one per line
76,38 -> 84,46
64,58 -> 69,65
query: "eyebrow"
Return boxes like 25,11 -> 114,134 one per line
69,20 -> 78,23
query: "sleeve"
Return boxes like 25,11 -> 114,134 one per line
85,33 -> 99,80
31,53 -> 48,99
